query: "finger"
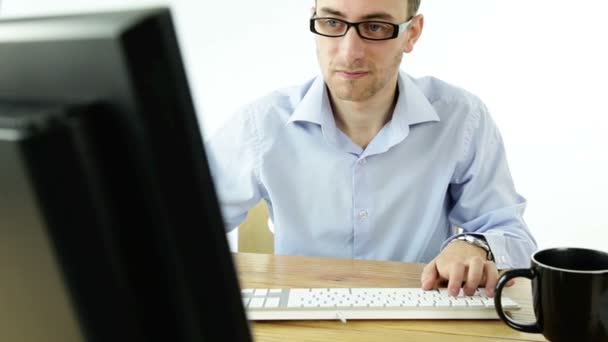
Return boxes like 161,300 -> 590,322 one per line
463,258 -> 484,296
483,262 -> 499,297
420,260 -> 438,290
447,263 -> 465,297
498,270 -> 517,287
499,270 -> 515,287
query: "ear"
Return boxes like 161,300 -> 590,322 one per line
404,14 -> 424,53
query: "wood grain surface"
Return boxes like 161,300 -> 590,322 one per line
235,253 -> 546,342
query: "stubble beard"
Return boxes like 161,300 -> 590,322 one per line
324,52 -> 404,102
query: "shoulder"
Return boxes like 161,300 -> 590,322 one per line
208,77 -> 317,149
407,75 -> 499,150
410,75 -> 487,115
237,77 -> 316,124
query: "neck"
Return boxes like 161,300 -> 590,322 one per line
330,81 -> 399,149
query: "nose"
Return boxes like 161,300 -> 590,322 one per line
338,26 -> 366,62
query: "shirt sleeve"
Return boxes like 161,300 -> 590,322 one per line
445,102 -> 537,269
205,107 -> 263,232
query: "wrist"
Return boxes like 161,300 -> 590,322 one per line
448,234 -> 494,261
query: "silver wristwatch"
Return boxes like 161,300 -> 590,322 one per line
452,235 -> 494,261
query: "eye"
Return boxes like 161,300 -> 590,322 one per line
368,24 -> 383,32
363,22 -> 390,32
324,19 -> 341,28
359,22 -> 394,38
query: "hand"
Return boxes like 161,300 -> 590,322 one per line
420,240 -> 514,297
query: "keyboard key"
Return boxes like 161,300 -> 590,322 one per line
451,300 -> 468,307
264,297 -> 280,308
249,298 -> 265,308
435,300 -> 452,307
254,289 -> 268,296
467,300 -> 485,308
418,300 -> 435,307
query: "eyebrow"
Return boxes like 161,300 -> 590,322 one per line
317,7 -> 396,21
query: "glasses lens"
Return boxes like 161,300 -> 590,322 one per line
359,22 -> 395,39
314,18 -> 347,36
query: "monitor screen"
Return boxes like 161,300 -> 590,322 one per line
0,7 -> 252,342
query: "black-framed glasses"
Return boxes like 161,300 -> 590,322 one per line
310,15 -> 413,41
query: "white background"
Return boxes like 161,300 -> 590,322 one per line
3,0 -> 607,252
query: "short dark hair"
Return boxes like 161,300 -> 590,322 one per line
314,0 -> 421,19
407,0 -> 421,18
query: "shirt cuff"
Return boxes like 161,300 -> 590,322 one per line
442,232 -> 532,270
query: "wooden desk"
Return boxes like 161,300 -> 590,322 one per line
235,253 -> 546,342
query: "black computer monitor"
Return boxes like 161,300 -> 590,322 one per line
0,7 -> 252,342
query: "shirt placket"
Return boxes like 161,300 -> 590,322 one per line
352,155 -> 372,258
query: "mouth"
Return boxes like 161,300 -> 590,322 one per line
335,70 -> 369,80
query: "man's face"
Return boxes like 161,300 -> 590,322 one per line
314,0 -> 413,102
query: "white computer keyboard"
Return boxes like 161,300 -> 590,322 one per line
241,287 -> 520,321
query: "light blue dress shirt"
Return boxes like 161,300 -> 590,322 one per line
207,71 -> 537,269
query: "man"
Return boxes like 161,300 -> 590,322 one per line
207,0 -> 536,297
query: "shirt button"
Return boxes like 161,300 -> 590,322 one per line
358,210 -> 369,220
359,158 -> 367,164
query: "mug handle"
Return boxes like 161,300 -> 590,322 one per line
495,268 -> 541,333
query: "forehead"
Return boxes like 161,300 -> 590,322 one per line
316,0 -> 408,21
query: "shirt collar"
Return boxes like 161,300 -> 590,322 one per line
393,70 -> 441,129
287,76 -> 346,149
288,71 -> 439,129
287,76 -> 331,126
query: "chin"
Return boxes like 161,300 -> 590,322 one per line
333,89 -> 374,102
328,81 -> 376,102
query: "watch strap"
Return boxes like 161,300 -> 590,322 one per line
450,234 -> 494,261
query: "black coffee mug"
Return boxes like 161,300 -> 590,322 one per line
495,247 -> 608,342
